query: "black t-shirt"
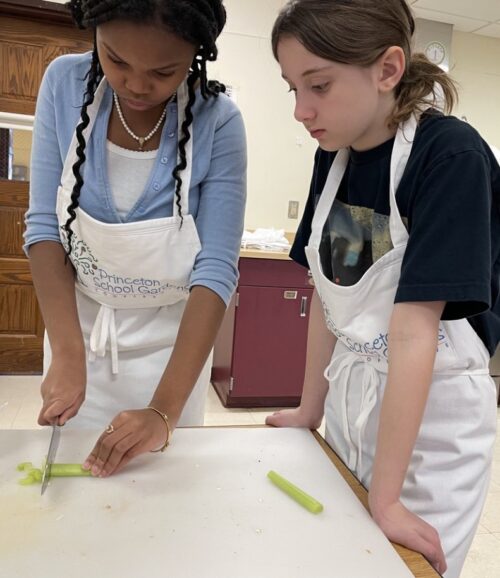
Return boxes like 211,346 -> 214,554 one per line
291,112 -> 500,356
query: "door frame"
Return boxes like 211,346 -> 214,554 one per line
0,1 -> 73,24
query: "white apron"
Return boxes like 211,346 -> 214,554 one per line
305,115 -> 497,578
44,78 -> 212,428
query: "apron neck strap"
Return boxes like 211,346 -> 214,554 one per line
308,148 -> 349,248
60,77 -> 107,186
308,114 -> 419,250
388,114 -> 418,247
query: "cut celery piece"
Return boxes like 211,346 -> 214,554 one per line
267,470 -> 324,514
19,476 -> 36,486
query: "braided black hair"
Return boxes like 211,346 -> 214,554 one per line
65,39 -> 103,254
63,0 -> 227,256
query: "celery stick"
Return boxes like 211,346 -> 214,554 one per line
267,470 -> 324,514
16,462 -> 91,485
50,464 -> 91,477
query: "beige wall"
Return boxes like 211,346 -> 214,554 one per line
208,0 -> 317,231
45,0 -> 500,231
451,31 -> 500,148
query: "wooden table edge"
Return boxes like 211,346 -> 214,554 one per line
311,431 -> 441,578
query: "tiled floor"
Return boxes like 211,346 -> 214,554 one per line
1,374 -> 499,577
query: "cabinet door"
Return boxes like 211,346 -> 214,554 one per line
0,10 -> 92,373
231,285 -> 312,401
0,180 -> 44,373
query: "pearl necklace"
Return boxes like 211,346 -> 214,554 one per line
113,92 -> 168,150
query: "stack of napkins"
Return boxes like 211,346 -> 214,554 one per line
241,228 -> 291,252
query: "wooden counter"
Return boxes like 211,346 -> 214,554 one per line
239,247 -> 291,260
239,231 -> 295,261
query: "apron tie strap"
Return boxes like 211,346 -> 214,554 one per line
353,363 -> 379,477
325,353 -> 380,475
89,304 -> 119,375
325,353 -> 358,471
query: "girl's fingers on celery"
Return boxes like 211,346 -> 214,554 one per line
84,409 -> 169,477
86,427 -> 135,477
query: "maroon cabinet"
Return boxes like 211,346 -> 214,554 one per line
211,257 -> 313,407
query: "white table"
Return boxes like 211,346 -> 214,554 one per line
0,428 -> 432,578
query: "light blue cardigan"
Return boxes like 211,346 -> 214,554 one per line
24,52 -> 247,306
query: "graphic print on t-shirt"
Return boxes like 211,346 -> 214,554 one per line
319,199 -> 407,287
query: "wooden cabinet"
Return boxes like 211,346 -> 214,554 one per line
0,180 -> 44,373
0,1 -> 92,373
211,257 -> 313,408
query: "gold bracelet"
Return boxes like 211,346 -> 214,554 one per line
147,406 -> 172,452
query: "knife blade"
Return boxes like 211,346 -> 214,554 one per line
41,424 -> 61,495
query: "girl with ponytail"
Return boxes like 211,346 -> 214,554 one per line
24,1 -> 246,475
266,2 -> 500,577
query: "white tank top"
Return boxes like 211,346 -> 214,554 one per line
106,140 -> 158,218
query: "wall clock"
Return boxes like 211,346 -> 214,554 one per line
425,41 -> 446,65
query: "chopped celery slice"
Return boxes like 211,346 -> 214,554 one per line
19,476 -> 37,486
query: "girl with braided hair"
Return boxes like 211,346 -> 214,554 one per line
266,1 -> 500,576
24,0 -> 246,475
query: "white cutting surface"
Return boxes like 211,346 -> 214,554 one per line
0,428 -> 414,578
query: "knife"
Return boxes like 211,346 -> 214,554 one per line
41,424 -> 61,495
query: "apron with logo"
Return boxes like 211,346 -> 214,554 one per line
44,78 -> 212,428
305,114 -> 497,578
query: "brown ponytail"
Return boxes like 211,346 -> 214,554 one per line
391,52 -> 458,128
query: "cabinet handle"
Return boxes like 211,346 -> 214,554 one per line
300,296 -> 308,317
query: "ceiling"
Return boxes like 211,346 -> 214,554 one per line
410,0 -> 500,38
46,0 -> 500,40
